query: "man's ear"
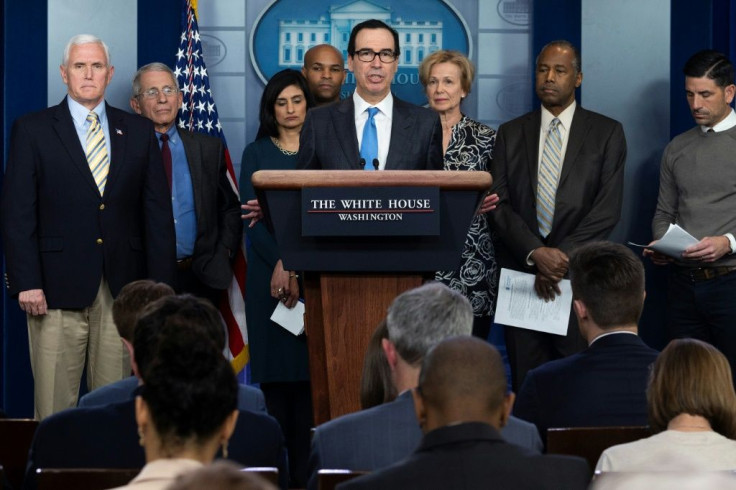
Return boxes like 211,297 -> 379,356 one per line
382,338 -> 398,370
573,299 -> 587,322
499,392 -> 515,428
130,96 -> 142,114
412,387 -> 427,432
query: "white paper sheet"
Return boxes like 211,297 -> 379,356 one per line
494,268 -> 572,335
270,300 -> 305,336
628,223 -> 699,258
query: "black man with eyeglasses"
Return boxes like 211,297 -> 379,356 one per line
297,19 -> 442,171
129,62 -> 241,303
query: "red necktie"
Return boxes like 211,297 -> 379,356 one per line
160,133 -> 172,190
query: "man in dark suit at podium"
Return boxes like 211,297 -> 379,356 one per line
489,40 -> 627,390
297,19 -> 443,171
513,242 -> 658,444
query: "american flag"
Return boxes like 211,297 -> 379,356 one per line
174,0 -> 249,374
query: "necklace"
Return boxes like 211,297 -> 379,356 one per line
271,137 -> 297,156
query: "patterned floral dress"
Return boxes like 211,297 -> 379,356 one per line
435,116 -> 498,318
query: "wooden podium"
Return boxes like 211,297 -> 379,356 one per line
252,170 -> 491,425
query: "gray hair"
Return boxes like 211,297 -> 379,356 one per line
131,62 -> 178,97
62,34 -> 110,67
386,282 -> 473,365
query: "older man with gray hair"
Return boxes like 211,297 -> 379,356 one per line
306,282 -> 542,490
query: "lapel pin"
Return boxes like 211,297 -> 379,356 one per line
115,128 -> 123,135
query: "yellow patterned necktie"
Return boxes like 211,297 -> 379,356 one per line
86,111 -> 109,195
537,118 -> 562,237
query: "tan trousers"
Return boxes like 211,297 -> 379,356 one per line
27,279 -> 129,419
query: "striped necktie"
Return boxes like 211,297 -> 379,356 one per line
537,118 -> 562,237
86,111 -> 109,195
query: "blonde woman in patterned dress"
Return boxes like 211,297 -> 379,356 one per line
420,50 -> 499,339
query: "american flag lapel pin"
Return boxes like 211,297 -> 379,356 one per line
115,128 -> 123,135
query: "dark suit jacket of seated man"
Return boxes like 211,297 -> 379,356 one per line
338,337 -> 590,490
307,391 -> 542,490
23,398 -> 289,490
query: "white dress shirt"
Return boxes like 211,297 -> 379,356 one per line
353,91 -> 393,170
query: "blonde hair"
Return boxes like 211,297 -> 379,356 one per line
418,50 -> 474,94
647,338 -> 736,437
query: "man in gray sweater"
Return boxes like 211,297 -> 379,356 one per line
647,49 -> 736,375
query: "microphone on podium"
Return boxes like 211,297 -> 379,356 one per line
372,159 -> 379,170
359,158 -> 366,169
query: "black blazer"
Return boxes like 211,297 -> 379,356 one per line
513,334 -> 659,441
1,99 -> 176,307
488,106 -> 626,270
296,95 -> 443,170
338,422 -> 590,490
178,130 -> 242,290
23,398 -> 289,490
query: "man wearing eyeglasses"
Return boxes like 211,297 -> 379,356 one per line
297,19 -> 443,170
129,63 -> 242,302
0,35 -> 175,419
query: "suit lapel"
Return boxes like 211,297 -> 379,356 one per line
332,98 -> 360,166
385,97 -> 414,169
523,110 -> 541,198
52,100 -> 100,196
558,107 -> 589,188
179,129 -> 204,219
105,104 -> 128,197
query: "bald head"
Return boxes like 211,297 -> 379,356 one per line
302,44 -> 345,105
415,336 -> 511,431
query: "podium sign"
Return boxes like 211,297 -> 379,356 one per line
302,186 -> 440,236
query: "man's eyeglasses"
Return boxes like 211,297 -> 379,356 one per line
353,49 -> 397,63
138,86 -> 179,99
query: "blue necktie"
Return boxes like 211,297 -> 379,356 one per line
360,107 -> 379,171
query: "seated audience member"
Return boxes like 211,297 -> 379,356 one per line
169,461 -> 278,490
514,241 -> 658,442
359,320 -> 397,409
24,296 -> 287,490
339,337 -> 591,490
110,318 -> 240,489
596,338 -> 736,472
78,280 -> 266,413
307,282 -> 542,490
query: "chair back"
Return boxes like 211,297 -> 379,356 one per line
36,468 -> 139,490
243,466 -> 279,485
318,469 -> 368,490
547,426 -> 650,470
0,419 -> 39,490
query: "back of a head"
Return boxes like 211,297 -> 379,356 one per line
386,282 -> 473,365
112,280 -> 175,342
648,338 -> 736,437
133,294 -> 225,376
569,241 -> 644,329
683,50 -> 734,87
141,319 -> 237,449
168,461 -> 278,490
418,336 -> 506,419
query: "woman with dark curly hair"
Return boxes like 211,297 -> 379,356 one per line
111,314 -> 239,489
596,338 -> 736,472
419,50 -> 499,340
